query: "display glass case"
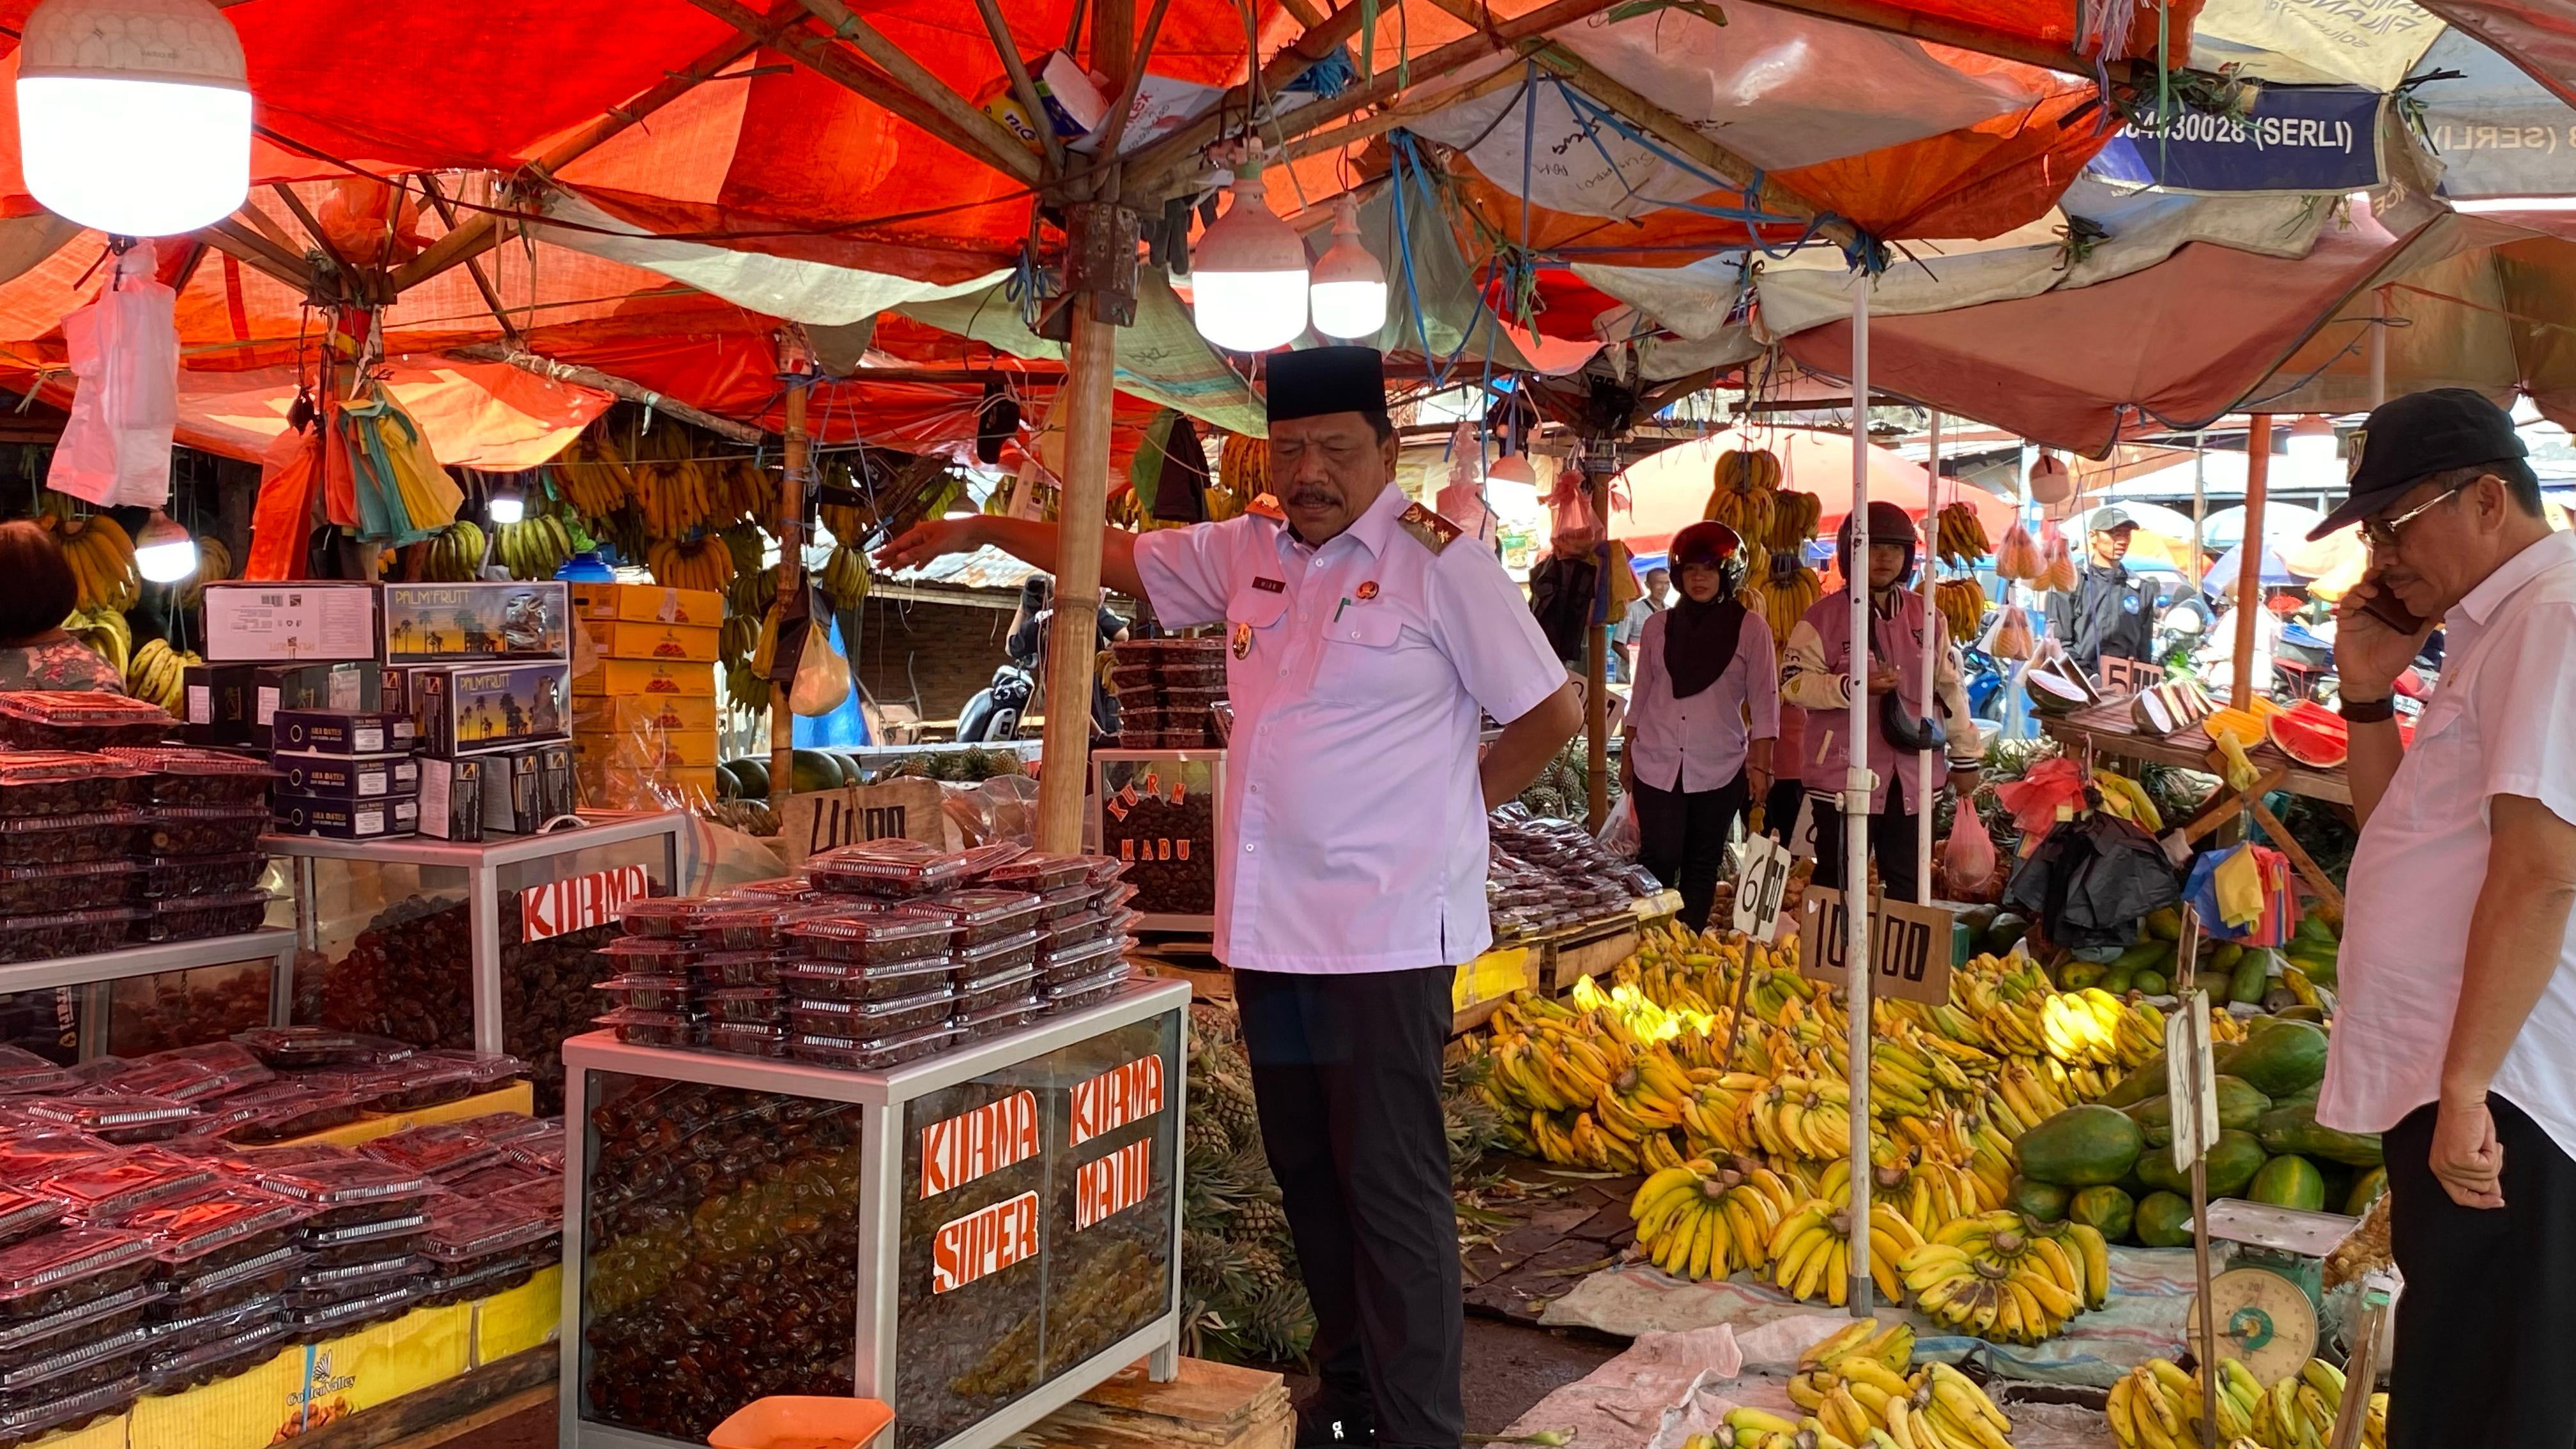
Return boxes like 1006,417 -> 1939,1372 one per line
1089,751 -> 1222,932
564,979 -> 1186,1449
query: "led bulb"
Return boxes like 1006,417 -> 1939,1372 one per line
1308,194 -> 1387,341
134,510 -> 197,583
486,489 -> 525,525
17,0 -> 251,236
1487,456 -> 1538,487
1190,162 -> 1309,352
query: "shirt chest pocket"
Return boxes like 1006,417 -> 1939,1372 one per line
2396,698 -> 2478,832
1314,604 -> 1423,705
1225,586 -> 1292,685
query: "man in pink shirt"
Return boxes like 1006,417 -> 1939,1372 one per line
883,348 -> 1583,1449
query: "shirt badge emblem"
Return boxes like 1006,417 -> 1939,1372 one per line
1232,622 -> 1254,659
1356,581 -> 1379,601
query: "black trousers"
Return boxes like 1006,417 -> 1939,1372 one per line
1807,799 -> 1921,905
2384,1096 -> 2576,1449
1233,966 -> 1462,1449
1758,778 -> 1805,843
1631,771 -> 1748,933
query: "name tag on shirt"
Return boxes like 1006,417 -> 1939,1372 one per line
1252,577 -> 1285,594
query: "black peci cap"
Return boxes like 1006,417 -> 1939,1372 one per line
1266,346 -> 1388,423
2310,388 -> 2526,539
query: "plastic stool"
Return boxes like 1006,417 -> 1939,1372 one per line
707,1396 -> 895,1449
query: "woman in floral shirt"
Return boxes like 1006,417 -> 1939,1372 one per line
0,520 -> 123,693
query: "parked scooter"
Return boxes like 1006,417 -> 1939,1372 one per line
955,661 -> 1035,742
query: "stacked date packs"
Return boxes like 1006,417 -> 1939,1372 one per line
592,841 -> 1136,1069
0,694 -> 283,966
0,1036 -> 557,1446
1107,638 -> 1227,749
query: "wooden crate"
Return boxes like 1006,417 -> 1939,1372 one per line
1543,919 -> 1643,994
1450,944 -> 1538,1034
1007,1358 -> 1291,1449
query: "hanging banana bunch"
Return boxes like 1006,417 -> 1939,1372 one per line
64,605 -> 132,681
494,514 -> 575,581
1218,431 -> 1269,510
1757,558 -> 1823,648
1705,448 -> 1781,582
1934,576 -> 1989,646
644,536 -> 736,592
177,537 -> 232,610
418,521 -> 486,582
51,513 -> 141,613
125,638 -> 201,717
1935,502 -> 1993,564
553,428 -> 634,521
817,545 -> 870,610
1765,491 -> 1821,554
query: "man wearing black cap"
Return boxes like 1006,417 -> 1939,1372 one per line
881,347 -> 1584,1449
2310,388 -> 2576,1449
2046,504 -> 2161,680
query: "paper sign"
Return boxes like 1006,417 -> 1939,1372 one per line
519,864 -> 648,943
1069,1054 -> 1165,1148
773,778 -> 947,866
1733,833 -> 1794,943
2101,656 -> 2166,695
919,1091 -> 1041,1199
1797,886 -> 1956,1005
930,1190 -> 1041,1294
2166,990 -> 2221,1171
1787,790 -> 1829,861
1075,1138 -> 1154,1229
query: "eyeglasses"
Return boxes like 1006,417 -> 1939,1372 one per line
2361,479 -> 2472,551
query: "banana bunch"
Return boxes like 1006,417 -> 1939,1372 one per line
2250,1360 -> 2379,1449
1749,565 -> 1823,651
1629,1156 -> 1800,1280
1218,431 -> 1269,504
1898,1211 -> 2101,1344
51,514 -> 139,613
1706,1360 -> 2015,1449
647,537 -> 737,593
176,536 -> 231,610
554,428 -> 636,519
1933,577 -> 1987,648
1765,491 -> 1823,553
1767,1195 -> 1925,1305
1744,1074 -> 1854,1160
817,545 -> 870,610
1935,503 -> 1993,563
64,604 -> 131,681
419,521 -> 486,581
125,638 -> 201,717
495,514 -> 574,581
2107,1358 -> 2267,1449
1705,448 -> 1782,568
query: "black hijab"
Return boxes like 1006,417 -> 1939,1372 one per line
1663,590 -> 1747,699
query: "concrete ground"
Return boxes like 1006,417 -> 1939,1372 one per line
476,1315 -> 1625,1447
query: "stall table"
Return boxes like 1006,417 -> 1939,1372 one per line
0,927 -> 297,1061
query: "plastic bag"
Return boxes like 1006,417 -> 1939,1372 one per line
246,424 -> 324,581
1981,605 -> 2035,661
1548,464 -> 1599,552
47,240 -> 179,509
790,634 -> 852,716
1995,523 -> 2042,582
2038,532 -> 2079,593
1597,795 -> 1641,860
1436,424 -> 1501,546
1942,804 -> 1999,898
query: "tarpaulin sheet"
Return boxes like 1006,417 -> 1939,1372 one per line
2418,0 -> 2576,109
2189,0 -> 2445,89
148,360 -> 612,468
1604,428 -> 2016,555
2093,88 -> 2386,194
2412,27 -> 2576,198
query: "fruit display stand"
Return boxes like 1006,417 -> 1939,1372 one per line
560,976 -> 1189,1449
265,811 -> 688,1111
0,926 -> 298,1062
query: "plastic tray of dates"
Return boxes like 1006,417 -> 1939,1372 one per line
247,1156 -> 436,1231
918,889 -> 1045,947
108,1046 -> 273,1103
134,851 -> 268,900
282,1282 -> 416,1342
98,747 -> 273,808
0,1372 -> 144,1448
417,1199 -> 556,1273
700,986 -> 786,1025
442,1112 -> 554,1146
40,1150 -> 217,1224
692,949 -> 787,987
804,838 -> 979,898
1043,963 -> 1135,1014
595,974 -> 693,1013
0,906 -> 144,964
232,1027 -> 416,1070
330,1057 -> 481,1112
287,1252 -> 425,1307
1034,883 -> 1100,923
726,876 -> 818,903
360,1122 -> 503,1181
125,1188 -> 312,1285
785,984 -> 954,1039
0,812 -> 137,868
136,805 -> 269,859
0,1199 -> 59,1255
0,1135 -> 111,1186
787,1023 -> 959,1071
784,907 -> 955,964
702,1022 -> 789,1057
776,953 -> 954,1004
0,693 -> 173,752
417,1048 -> 526,1091
593,1008 -> 700,1047
206,1085 -> 367,1143
298,1213 -> 429,1269
19,1092 -> 193,1142
0,1323 -> 150,1411
977,851 -> 1093,894
595,935 -> 703,970
952,931 -> 1041,980
143,1321 -> 288,1395
138,890 -> 274,943
1034,933 -> 1126,985
0,1283 -> 158,1373
0,754 -> 145,817
157,1246 -> 299,1317
613,895 -> 715,939
146,1294 -> 275,1356
0,1228 -> 157,1324
692,902 -> 828,951
0,859 -> 135,915
0,1048 -> 75,1096
955,994 -> 1043,1038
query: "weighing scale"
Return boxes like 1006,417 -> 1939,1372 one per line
2184,1199 -> 2358,1384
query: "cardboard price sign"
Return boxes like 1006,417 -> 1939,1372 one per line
1732,833 -> 1794,943
1797,885 -> 1956,1004
2101,656 -> 2166,695
773,778 -> 947,866
519,864 -> 649,943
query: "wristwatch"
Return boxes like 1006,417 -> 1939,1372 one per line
2339,695 -> 2397,724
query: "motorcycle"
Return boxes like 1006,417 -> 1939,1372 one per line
955,660 -> 1035,742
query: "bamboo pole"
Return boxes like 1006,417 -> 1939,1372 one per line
450,345 -> 769,443
416,176 -> 522,348
1586,456 -> 1611,832
2232,416 -> 2271,710
772,351 -> 812,802
792,0 -> 1043,184
973,0 -> 1067,178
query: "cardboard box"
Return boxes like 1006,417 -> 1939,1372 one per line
483,749 -> 543,834
127,1342 -> 303,1449
579,617 -> 719,663
202,582 -> 376,663
296,1303 -> 472,1422
412,663 -> 573,756
571,657 -> 716,698
270,707 -> 414,757
473,1264 -> 563,1365
537,743 -> 578,819
417,756 -> 483,841
575,726 -> 717,768
273,751 -> 420,801
573,693 -> 719,737
272,792 -> 419,840
571,581 -> 724,627
380,581 -> 570,664
183,662 -> 258,747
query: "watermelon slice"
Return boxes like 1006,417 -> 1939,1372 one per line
2269,700 -> 2349,768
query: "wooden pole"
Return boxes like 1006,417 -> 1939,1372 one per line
1585,456 -> 1611,832
2370,286 -> 2391,408
772,352 -> 811,804
2232,416 -> 2271,710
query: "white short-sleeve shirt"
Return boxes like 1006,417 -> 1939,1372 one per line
2322,529 -> 2576,1159
1133,484 -> 1568,974
1625,607 -> 1779,794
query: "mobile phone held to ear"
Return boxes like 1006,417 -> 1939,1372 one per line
2359,574 -> 2428,636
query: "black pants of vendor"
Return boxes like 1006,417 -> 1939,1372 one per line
1632,771 -> 1747,933
1234,965 -> 1460,1449
2385,1096 -> 2576,1449
1805,799 -> 1920,905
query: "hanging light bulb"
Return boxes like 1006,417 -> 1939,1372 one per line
486,484 -> 525,526
1308,194 -> 1387,341
1486,454 -> 1537,487
17,0 -> 252,236
2286,413 -> 2338,486
1189,157 -> 1308,352
134,510 -> 197,583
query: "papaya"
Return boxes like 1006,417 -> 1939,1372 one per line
2069,1184 -> 2135,1243
2124,1094 -> 2174,1148
2103,1054 -> 2165,1108
2248,1154 -> 2327,1211
2017,1105 -> 2145,1188
2112,939 -> 2172,973
2060,961 -> 2106,992
2136,970 -> 2170,996
2145,905 -> 2183,941
2229,948 -> 2269,1006
2273,1082 -> 2322,1110
2253,1102 -> 2383,1167
2223,1018 -> 2329,1098
2346,1166 -> 2389,1216
2275,1005 -> 2328,1024
2135,1129 -> 2265,1199
2103,965 -> 2138,996
2214,1077 -> 2273,1130
2007,1176 -> 2070,1223
2135,1190 -> 2196,1247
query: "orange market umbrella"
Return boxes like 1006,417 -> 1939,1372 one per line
1604,427 -> 2016,556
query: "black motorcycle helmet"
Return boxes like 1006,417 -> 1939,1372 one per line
1834,501 -> 1919,586
1667,521 -> 1748,597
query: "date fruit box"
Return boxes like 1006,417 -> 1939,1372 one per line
273,792 -> 420,841
381,583 -> 570,664
570,582 -> 724,627
569,659 -> 715,699
272,751 -> 420,801
579,620 -> 719,663
411,664 -> 573,757
571,695 -> 719,738
201,582 -> 376,663
271,708 -> 414,757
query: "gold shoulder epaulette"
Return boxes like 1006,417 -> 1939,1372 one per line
1397,502 -> 1461,554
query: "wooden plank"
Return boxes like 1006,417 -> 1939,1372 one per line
288,1349 -> 556,1449
2251,799 -> 2347,913
1007,1358 -> 1291,1449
